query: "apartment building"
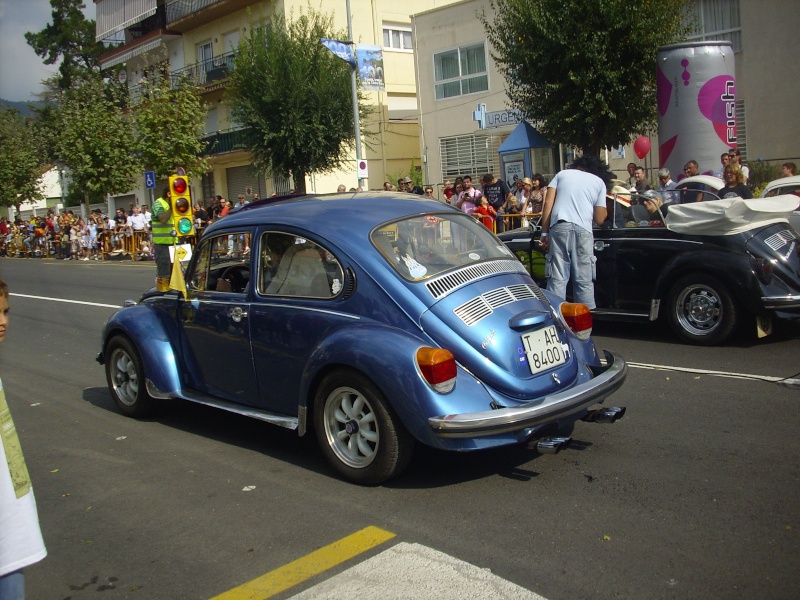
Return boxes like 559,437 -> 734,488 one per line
94,0 -> 462,204
413,0 -> 799,188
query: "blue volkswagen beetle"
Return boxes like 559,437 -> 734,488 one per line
98,193 -> 627,484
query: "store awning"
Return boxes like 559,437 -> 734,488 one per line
100,38 -> 163,69
96,0 -> 157,41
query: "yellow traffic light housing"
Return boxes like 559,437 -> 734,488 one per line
168,173 -> 195,237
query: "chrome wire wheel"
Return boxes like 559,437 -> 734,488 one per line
110,347 -> 140,407
322,386 -> 379,469
674,283 -> 723,336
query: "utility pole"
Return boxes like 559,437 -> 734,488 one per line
345,0 -> 364,189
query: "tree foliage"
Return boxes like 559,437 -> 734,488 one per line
0,110 -> 47,209
482,0 -> 691,155
227,6 -> 369,193
25,0 -> 106,90
132,67 -> 209,180
54,76 -> 140,205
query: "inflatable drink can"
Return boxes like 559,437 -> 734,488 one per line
656,41 -> 736,179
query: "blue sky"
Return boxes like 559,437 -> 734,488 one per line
0,0 -> 95,102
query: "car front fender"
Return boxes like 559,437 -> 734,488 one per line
653,249 -> 764,313
99,304 -> 183,399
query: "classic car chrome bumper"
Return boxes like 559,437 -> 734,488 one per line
428,351 -> 627,438
761,294 -> 800,309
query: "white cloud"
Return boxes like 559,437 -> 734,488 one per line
0,0 -> 94,102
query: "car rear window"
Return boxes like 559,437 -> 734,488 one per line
371,213 -> 513,281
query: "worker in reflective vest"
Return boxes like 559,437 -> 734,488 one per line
151,186 -> 173,292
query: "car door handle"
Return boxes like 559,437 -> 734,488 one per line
594,241 -> 610,251
229,306 -> 248,322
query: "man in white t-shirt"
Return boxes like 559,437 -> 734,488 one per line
539,156 -> 609,308
0,278 -> 47,598
126,205 -> 147,233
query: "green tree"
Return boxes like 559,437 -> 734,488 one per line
482,0 -> 691,156
0,110 -> 47,213
54,76 -> 140,210
25,0 -> 106,90
227,6 -> 369,193
131,68 -> 209,181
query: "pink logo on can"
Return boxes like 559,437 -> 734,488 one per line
697,75 -> 737,145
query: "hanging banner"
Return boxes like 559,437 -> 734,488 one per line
321,38 -> 355,66
356,44 -> 385,92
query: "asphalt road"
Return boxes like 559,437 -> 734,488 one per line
2,257 -> 799,600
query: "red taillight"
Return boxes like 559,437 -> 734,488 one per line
416,347 -> 457,393
560,303 -> 593,340
172,177 -> 187,195
750,257 -> 774,284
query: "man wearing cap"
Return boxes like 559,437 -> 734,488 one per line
401,177 -> 424,195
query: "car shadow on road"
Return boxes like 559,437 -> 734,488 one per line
592,316 -> 800,348
82,386 -> 331,477
83,386 -> 599,488
387,437 -> 595,490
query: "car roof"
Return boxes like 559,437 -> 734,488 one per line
675,175 -> 724,189
203,192 -> 461,240
762,175 -> 800,197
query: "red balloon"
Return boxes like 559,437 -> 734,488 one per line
633,136 -> 651,160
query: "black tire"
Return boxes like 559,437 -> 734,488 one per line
667,274 -> 739,345
105,335 -> 158,418
313,369 -> 414,485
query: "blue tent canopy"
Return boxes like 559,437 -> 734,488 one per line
498,121 -> 552,151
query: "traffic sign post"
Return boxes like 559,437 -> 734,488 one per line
144,171 -> 156,189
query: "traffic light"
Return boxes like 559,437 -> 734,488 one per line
168,173 -> 195,237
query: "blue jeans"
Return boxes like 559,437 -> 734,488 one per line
545,221 -> 596,308
0,570 -> 25,600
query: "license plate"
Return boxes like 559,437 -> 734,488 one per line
521,325 -> 566,375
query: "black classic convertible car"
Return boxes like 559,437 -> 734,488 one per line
499,194 -> 800,345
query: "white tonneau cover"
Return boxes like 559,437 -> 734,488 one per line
665,196 -> 799,235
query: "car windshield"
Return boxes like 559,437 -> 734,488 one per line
371,212 -> 513,281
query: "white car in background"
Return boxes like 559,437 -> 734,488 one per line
761,176 -> 800,232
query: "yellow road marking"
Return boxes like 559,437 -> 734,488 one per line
210,526 -> 396,600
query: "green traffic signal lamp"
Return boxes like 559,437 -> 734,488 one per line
168,174 -> 195,237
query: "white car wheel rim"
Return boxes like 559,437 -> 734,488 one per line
110,348 -> 139,406
323,386 -> 379,469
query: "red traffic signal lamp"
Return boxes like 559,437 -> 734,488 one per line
168,173 -> 195,237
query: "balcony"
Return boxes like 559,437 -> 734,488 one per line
171,50 -> 236,89
165,0 -> 263,32
201,127 -> 254,156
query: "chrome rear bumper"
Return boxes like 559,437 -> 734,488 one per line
428,351 -> 627,438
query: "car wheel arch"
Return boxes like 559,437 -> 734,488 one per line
101,310 -> 183,399
298,325 -> 435,437
651,256 -> 758,319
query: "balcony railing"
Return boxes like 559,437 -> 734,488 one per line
201,127 -> 254,156
171,50 -> 236,88
166,0 -> 222,24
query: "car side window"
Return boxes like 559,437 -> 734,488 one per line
190,233 -> 252,293
258,232 -> 343,298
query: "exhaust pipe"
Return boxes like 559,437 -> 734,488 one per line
582,406 -> 626,423
535,436 -> 572,454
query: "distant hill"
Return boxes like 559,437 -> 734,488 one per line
0,99 -> 44,117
